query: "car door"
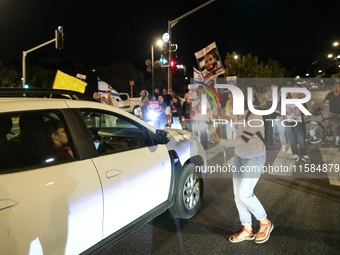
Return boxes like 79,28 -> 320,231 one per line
0,110 -> 103,255
78,109 -> 172,238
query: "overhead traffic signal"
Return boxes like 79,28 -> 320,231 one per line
170,60 -> 176,67
55,26 -> 64,50
160,42 -> 170,67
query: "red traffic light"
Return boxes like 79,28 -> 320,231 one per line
170,60 -> 176,67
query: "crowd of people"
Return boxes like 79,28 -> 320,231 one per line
88,81 -> 340,245
92,81 -> 340,164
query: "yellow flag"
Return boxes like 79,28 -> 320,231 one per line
52,70 -> 87,93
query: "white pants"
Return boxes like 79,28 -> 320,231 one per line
171,117 -> 182,129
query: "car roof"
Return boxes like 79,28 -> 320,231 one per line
0,98 -> 70,113
0,97 -> 156,132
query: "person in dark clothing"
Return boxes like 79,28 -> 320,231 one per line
285,92 -> 310,162
171,96 -> 182,129
152,88 -> 160,101
219,88 -> 229,108
162,89 -> 173,106
162,89 -> 172,126
182,93 -> 192,131
319,81 -> 340,145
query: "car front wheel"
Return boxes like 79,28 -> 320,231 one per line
169,163 -> 203,219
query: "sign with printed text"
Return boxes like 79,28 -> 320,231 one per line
148,100 -> 160,110
195,42 -> 225,79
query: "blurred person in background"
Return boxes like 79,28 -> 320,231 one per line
105,90 -> 119,126
319,81 -> 340,145
171,96 -> 182,129
140,90 -> 149,121
182,93 -> 192,131
154,95 -> 167,129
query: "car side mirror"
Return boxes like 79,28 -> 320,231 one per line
156,129 -> 171,144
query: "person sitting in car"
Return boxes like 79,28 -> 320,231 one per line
46,119 -> 74,160
0,115 -> 17,170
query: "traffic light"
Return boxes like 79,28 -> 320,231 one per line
170,60 -> 176,68
55,26 -> 64,50
160,42 -> 170,67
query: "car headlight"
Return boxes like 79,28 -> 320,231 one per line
148,111 -> 158,120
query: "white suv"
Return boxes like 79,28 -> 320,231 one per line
0,89 -> 206,255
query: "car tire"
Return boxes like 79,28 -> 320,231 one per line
169,163 -> 203,219
132,105 -> 140,116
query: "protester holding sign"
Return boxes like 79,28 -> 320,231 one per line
212,87 -> 273,244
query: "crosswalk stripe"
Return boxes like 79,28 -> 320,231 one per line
268,148 -> 295,176
319,148 -> 340,186
206,145 -> 234,164
206,145 -> 224,160
206,140 -> 340,186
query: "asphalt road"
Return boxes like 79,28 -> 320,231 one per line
103,89 -> 340,255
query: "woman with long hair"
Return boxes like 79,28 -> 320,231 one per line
140,90 -> 149,121
212,87 -> 273,244
182,93 -> 192,131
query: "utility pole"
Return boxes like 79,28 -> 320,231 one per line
167,0 -> 216,92
22,26 -> 64,87
152,45 -> 155,94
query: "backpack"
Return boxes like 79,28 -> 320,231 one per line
245,110 -> 275,150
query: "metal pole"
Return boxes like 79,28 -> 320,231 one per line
168,20 -> 172,93
22,37 -> 56,88
22,51 -> 26,87
170,0 -> 216,26
166,0 -> 216,92
131,84 -> 133,98
152,45 -> 154,94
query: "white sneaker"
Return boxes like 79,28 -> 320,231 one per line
301,155 -> 311,163
281,145 -> 287,153
292,154 -> 299,162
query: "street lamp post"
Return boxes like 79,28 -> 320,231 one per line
151,45 -> 154,94
22,27 -> 63,87
23,38 -> 56,87
333,41 -> 339,73
167,0 -> 216,92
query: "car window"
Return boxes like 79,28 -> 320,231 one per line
79,110 -> 153,154
120,94 -> 128,101
0,111 -> 75,172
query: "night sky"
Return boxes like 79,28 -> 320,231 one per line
0,0 -> 339,73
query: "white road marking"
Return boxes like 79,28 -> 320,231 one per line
268,148 -> 295,176
206,145 -> 235,164
319,147 -> 340,186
